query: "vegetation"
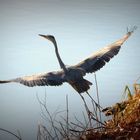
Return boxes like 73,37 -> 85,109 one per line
37,78 -> 140,140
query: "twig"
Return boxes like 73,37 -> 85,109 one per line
66,94 -> 69,139
59,122 -> 67,138
70,122 -> 85,129
37,124 -> 53,140
74,115 -> 85,128
17,130 -> 22,140
82,111 -> 88,126
0,128 -> 22,140
36,93 -> 59,140
94,73 -> 102,127
90,116 -> 105,126
78,93 -> 92,127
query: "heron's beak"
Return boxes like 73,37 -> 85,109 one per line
39,34 -> 48,39
39,34 -> 54,43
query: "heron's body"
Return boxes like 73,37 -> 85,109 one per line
0,27 -> 136,93
63,67 -> 92,93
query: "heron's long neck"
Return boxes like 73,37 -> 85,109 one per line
53,41 -> 67,72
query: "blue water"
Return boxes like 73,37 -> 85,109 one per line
0,0 -> 140,139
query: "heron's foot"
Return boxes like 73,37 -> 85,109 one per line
127,26 -> 137,34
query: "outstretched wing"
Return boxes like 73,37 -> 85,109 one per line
72,30 -> 135,73
0,70 -> 66,87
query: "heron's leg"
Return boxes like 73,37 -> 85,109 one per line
79,93 -> 92,127
86,91 -> 105,128
86,91 -> 102,110
79,94 -> 89,112
86,91 -> 99,121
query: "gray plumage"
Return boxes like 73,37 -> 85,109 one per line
0,27 -> 136,93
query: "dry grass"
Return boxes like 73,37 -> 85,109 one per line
85,83 -> 140,140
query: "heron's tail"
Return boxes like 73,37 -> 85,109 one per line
69,79 -> 92,93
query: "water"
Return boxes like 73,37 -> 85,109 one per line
0,0 -> 140,139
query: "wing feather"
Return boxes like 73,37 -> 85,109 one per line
0,71 -> 65,87
73,31 -> 133,73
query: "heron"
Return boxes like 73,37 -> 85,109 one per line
0,27 -> 136,93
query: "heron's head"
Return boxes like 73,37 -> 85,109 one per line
39,34 -> 56,44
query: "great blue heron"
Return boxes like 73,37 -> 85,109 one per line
0,27 -> 136,94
